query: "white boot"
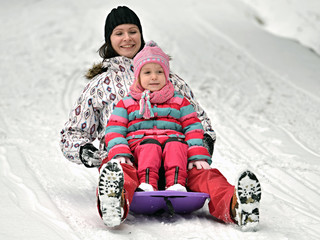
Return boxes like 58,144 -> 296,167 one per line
166,183 -> 187,192
138,182 -> 154,191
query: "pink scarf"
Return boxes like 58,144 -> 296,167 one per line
129,82 -> 175,119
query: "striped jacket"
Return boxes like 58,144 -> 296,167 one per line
60,56 -> 215,164
105,91 -> 212,165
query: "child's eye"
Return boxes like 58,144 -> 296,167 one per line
129,31 -> 137,34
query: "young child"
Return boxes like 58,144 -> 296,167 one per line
104,41 -> 211,192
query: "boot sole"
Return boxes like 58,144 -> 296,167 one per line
98,160 -> 124,227
235,170 -> 262,231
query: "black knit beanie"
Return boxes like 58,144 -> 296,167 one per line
104,6 -> 143,44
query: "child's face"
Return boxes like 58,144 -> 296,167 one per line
139,63 -> 166,92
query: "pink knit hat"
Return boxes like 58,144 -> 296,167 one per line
133,41 -> 170,91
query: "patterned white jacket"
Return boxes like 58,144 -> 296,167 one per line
60,56 -> 215,164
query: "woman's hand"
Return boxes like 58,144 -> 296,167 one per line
188,160 -> 211,170
114,156 -> 133,166
80,143 -> 104,168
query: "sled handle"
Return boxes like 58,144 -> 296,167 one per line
164,197 -> 175,216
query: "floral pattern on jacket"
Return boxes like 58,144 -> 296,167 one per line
60,56 -> 215,164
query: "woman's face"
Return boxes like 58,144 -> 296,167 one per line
110,24 -> 142,59
139,63 -> 166,92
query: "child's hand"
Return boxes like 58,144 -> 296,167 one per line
114,156 -> 133,166
188,160 -> 211,170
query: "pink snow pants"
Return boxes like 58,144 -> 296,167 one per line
132,137 -> 188,190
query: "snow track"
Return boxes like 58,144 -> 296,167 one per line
1,0 -> 319,239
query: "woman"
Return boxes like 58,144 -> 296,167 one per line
60,6 -> 261,230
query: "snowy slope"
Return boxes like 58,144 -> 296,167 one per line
1,0 -> 319,239
240,0 -> 320,56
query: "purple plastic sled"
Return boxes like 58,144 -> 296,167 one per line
130,191 -> 209,215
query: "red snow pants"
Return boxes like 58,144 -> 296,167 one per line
187,168 -> 235,223
97,138 -> 235,223
131,137 -> 188,190
97,165 -> 235,223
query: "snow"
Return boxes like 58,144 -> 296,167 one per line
240,0 -> 320,56
1,0 -> 319,239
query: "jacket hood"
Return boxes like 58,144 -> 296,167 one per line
85,62 -> 104,80
85,56 -> 134,80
